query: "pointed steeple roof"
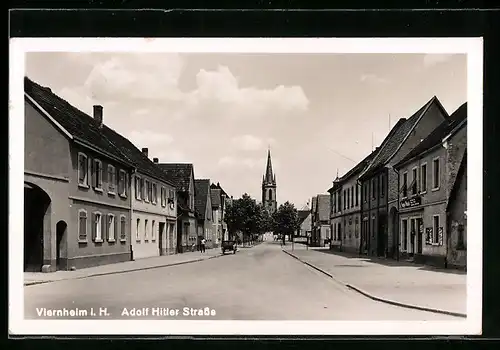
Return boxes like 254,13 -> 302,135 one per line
263,147 -> 276,185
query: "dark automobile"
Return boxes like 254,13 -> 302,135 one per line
221,240 -> 237,254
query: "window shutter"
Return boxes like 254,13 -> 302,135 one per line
438,227 -> 443,246
91,160 -> 97,188
101,215 -> 106,241
425,228 -> 431,245
114,216 -> 118,241
105,215 -> 110,241
91,213 -> 96,241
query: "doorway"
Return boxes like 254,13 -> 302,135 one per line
56,221 -> 67,270
24,183 -> 51,272
158,222 -> 166,256
416,218 -> 423,254
390,207 -> 399,258
409,218 -> 416,255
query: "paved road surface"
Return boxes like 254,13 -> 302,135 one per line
24,242 -> 461,320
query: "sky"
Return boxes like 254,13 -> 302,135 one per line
25,52 -> 466,209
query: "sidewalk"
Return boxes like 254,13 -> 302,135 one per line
282,244 -> 466,317
24,248 -> 222,286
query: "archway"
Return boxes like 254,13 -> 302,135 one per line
56,221 -> 67,270
24,182 -> 51,272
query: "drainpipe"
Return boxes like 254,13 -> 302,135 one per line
393,167 -> 400,261
130,168 -> 137,261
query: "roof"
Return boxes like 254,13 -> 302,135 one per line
395,102 -> 467,169
311,196 -> 317,212
25,77 -> 176,186
297,210 -> 311,225
210,188 -> 222,207
156,163 -> 194,192
338,147 -> 380,184
194,179 -> 211,220
316,195 -> 331,221
446,149 -> 467,211
100,127 -> 176,187
210,182 -> 228,197
24,77 -> 131,166
360,96 -> 447,179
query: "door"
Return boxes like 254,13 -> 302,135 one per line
158,222 -> 165,255
56,221 -> 67,270
416,218 -> 423,254
410,219 -> 416,255
377,215 -> 387,257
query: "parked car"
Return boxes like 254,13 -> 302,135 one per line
221,240 -> 237,254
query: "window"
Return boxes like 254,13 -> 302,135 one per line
135,176 -> 142,200
141,178 -> 147,200
411,167 -> 418,195
355,185 -> 359,206
268,189 -> 272,201
78,153 -> 88,186
402,172 -> 408,198
144,180 -> 150,202
334,223 -> 337,240
118,170 -> 127,197
433,215 -> 440,244
347,188 -> 350,209
372,178 -> 376,199
120,215 -> 127,242
355,217 -> 359,238
432,157 -> 440,190
364,183 -> 368,202
92,159 -> 103,190
93,212 -> 103,242
343,190 -> 346,210
108,214 -> 115,242
107,165 -> 116,193
332,193 -> 336,213
380,175 -> 385,197
152,183 -> 157,204
337,192 -> 341,212
161,187 -> 166,207
169,189 -> 176,203
402,219 -> 408,251
351,186 -> 354,208
152,220 -> 156,241
136,218 -> 141,241
78,210 -> 88,242
420,163 -> 427,193
145,219 -> 149,241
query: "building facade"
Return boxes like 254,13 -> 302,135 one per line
262,149 -> 277,214
358,96 -> 449,258
329,150 -> 379,254
210,182 -> 229,246
24,77 -> 133,272
297,209 -> 312,238
195,179 -> 214,249
156,163 -> 197,253
393,103 -> 467,268
126,148 -> 177,260
311,194 -> 331,247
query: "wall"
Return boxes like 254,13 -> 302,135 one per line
25,101 -> 70,179
300,213 -> 312,236
70,199 -> 130,268
445,125 -> 467,198
132,172 -> 177,259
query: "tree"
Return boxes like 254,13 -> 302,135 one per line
224,193 -> 264,245
272,201 -> 300,245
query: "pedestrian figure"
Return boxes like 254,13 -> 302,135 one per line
201,238 -> 206,253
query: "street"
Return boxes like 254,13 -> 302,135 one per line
25,242 -> 461,321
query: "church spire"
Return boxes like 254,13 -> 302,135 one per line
264,147 -> 274,184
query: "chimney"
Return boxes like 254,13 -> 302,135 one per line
153,158 -> 159,163
93,105 -> 103,126
142,148 -> 148,157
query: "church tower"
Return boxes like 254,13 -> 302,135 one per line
262,148 -> 277,214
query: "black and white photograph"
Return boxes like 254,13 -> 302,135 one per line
9,38 -> 482,335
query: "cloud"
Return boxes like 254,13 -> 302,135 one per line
127,130 -> 174,148
423,54 -> 454,68
231,134 -> 263,151
360,73 -> 389,84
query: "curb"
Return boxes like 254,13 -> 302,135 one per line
24,253 -> 223,287
282,249 -> 467,319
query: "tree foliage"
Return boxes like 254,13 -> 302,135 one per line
224,193 -> 273,243
272,201 -> 300,243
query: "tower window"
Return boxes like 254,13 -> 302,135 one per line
268,189 -> 272,201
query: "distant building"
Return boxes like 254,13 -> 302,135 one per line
297,209 -> 312,238
311,195 -> 331,247
210,182 -> 229,244
262,148 -> 277,214
195,179 -> 214,249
